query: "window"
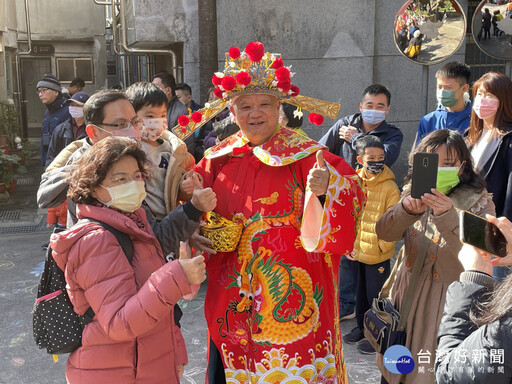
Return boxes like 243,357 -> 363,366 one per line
56,57 -> 94,83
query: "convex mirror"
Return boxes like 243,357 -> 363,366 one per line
472,0 -> 512,60
394,0 -> 467,64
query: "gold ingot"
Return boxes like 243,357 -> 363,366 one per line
200,212 -> 243,252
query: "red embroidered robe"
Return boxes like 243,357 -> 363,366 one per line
195,127 -> 365,384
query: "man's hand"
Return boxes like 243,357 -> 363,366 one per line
190,173 -> 217,212
180,170 -> 196,196
189,228 -> 217,254
338,125 -> 358,142
402,195 -> 427,215
307,151 -> 330,196
178,241 -> 207,285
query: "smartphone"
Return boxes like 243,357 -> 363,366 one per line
411,152 -> 438,199
459,210 -> 508,258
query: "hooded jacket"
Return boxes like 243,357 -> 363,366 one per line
353,165 -> 400,264
51,203 -> 191,384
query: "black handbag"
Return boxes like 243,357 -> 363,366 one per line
364,219 -> 433,354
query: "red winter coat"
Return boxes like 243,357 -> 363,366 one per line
51,203 -> 191,384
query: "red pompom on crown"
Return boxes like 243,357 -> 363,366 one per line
228,46 -> 241,59
308,113 -> 324,126
275,67 -> 290,82
212,74 -> 222,86
236,71 -> 252,87
191,111 -> 202,123
178,115 -> 190,127
277,80 -> 291,93
271,57 -> 284,69
213,87 -> 224,98
290,85 -> 300,97
245,41 -> 265,62
221,75 -> 236,91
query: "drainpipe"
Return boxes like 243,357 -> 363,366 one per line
93,0 -> 111,5
117,0 -> 177,81
14,0 -> 32,138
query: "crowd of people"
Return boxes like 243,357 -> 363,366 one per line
34,41 -> 512,384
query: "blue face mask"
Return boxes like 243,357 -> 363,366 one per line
361,109 -> 386,125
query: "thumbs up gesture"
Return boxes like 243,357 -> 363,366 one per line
178,241 -> 207,285
307,150 -> 330,196
190,173 -> 217,212
180,170 -> 196,196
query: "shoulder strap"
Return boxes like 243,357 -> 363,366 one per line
79,218 -> 134,264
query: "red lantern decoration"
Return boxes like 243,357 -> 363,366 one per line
191,111 -> 202,123
308,113 -> 324,126
290,85 -> 300,97
245,41 -> 265,62
236,72 -> 252,87
228,46 -> 241,59
271,57 -> 284,69
178,115 -> 190,127
275,67 -> 290,82
213,87 -> 224,98
221,76 -> 237,91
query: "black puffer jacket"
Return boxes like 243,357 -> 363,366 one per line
435,271 -> 512,383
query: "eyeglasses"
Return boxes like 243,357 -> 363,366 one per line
95,119 -> 142,130
108,173 -> 144,185
37,88 -> 50,95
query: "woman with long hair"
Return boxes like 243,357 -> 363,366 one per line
435,215 -> 512,383
375,129 -> 495,384
466,71 -> 512,281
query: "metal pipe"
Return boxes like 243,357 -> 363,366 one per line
118,0 -> 177,80
15,0 -> 32,138
93,0 -> 111,4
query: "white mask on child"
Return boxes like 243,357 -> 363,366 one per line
141,118 -> 167,141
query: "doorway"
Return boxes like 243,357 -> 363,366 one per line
20,58 -> 52,138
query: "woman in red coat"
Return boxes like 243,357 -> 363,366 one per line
51,136 -> 208,383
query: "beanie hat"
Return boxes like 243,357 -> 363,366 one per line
36,74 -> 62,92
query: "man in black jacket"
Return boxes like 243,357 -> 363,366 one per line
319,84 -> 403,325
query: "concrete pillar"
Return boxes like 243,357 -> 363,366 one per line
198,0 -> 218,104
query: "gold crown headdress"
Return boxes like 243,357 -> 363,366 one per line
172,41 -> 341,140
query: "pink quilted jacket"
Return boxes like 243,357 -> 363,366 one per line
51,203 -> 191,384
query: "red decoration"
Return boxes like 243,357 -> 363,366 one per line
275,67 -> 290,82
181,128 -> 188,133
308,113 -> 324,126
236,72 -> 252,87
213,87 -> 224,98
178,115 -> 190,127
212,74 -> 222,86
290,85 -> 300,97
245,41 -> 265,62
277,80 -> 291,93
228,46 -> 241,59
191,111 -> 203,123
271,57 -> 284,69
221,76 -> 237,91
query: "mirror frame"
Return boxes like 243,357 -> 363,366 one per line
393,0 -> 467,65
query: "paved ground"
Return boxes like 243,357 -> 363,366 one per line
0,139 -> 381,383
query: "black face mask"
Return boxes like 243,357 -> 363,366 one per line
366,161 -> 385,174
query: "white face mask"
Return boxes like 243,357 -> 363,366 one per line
141,118 -> 167,141
361,109 -> 386,125
69,106 -> 84,119
99,180 -> 146,212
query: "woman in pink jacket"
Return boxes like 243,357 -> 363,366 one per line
51,136 -> 209,383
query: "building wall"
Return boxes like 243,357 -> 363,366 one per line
216,0 -> 469,183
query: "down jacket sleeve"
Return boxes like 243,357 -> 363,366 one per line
67,229 -> 192,342
435,272 -> 512,383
